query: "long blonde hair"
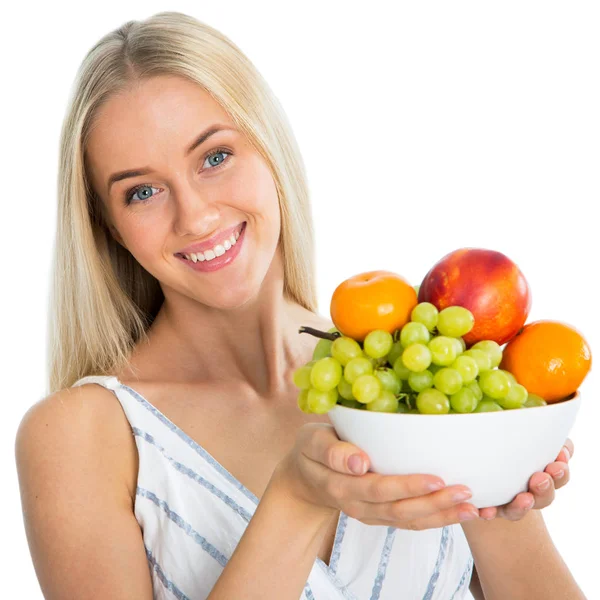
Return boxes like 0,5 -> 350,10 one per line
48,11 -> 317,394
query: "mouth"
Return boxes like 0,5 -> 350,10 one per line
176,222 -> 246,263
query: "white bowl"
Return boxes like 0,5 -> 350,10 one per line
328,392 -> 581,508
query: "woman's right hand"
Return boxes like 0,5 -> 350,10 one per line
273,422 -> 480,531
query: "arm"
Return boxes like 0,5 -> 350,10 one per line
208,466 -> 337,599
15,386 -> 154,599
462,511 -> 586,600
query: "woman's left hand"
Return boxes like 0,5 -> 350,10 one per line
478,438 -> 574,521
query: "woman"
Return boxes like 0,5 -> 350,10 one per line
15,11 -> 583,600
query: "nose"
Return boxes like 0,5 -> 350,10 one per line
171,180 -> 221,238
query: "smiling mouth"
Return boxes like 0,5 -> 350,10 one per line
176,222 -> 246,262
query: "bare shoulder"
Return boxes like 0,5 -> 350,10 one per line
15,383 -> 151,599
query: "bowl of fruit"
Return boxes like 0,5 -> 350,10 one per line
294,248 -> 592,508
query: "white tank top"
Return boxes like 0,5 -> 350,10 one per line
72,375 -> 474,600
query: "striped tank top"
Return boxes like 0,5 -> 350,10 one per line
72,375 -> 474,600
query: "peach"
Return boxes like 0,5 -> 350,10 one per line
418,248 -> 532,346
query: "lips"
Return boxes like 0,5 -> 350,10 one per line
176,222 -> 246,256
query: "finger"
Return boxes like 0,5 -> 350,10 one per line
350,472 -> 447,503
300,423 -> 370,475
478,506 -> 497,520
558,439 -> 574,463
497,492 -> 535,520
362,500 -> 480,530
528,472 -> 556,509
360,484 -> 476,523
545,461 -> 570,490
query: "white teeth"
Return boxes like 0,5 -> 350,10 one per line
182,224 -> 244,262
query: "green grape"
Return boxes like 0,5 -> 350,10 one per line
417,388 -> 450,414
433,368 -> 463,395
310,357 -> 343,391
500,369 -> 518,386
474,399 -> 504,412
386,341 -> 404,368
400,322 -> 431,347
364,330 -> 394,359
478,370 -> 511,400
297,389 -> 311,413
450,387 -> 478,413
413,284 -> 421,296
437,306 -> 475,337
374,367 -> 401,395
463,349 -> 492,372
458,338 -> 467,352
340,398 -> 362,409
311,328 -> 338,360
366,390 -> 399,413
411,302 -> 439,332
293,365 -> 313,389
401,343 -> 432,372
525,394 -> 548,408
344,356 -> 373,384
451,337 -> 464,357
352,374 -> 382,404
497,383 -> 528,409
428,336 -> 458,366
408,369 -> 434,392
409,408 -> 421,414
307,388 -> 338,414
471,340 -> 503,368
337,377 -> 355,400
451,355 -> 479,383
392,355 -> 412,380
449,409 -> 458,413
466,380 -> 483,402
396,402 -> 410,413
331,336 -> 363,366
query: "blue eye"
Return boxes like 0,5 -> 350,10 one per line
123,147 -> 232,205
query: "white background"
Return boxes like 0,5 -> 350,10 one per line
2,1 -> 598,597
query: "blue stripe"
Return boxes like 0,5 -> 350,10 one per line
370,527 -> 397,600
121,382 -> 260,506
145,546 -> 191,600
315,561 -> 359,600
422,526 -> 451,600
450,557 -> 474,600
327,512 -> 348,575
304,581 -> 316,600
137,486 -> 229,567
132,427 -> 253,523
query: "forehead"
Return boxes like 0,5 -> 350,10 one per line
86,75 -> 235,193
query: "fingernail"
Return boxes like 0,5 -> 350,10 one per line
554,469 -> 564,479
452,488 -> 473,502
538,478 -> 551,491
564,447 -> 571,461
348,454 -> 366,475
459,510 -> 478,521
525,498 -> 535,509
427,480 -> 445,492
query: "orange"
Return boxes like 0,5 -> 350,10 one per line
499,320 -> 592,403
330,271 -> 417,342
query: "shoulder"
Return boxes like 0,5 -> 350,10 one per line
15,381 -> 138,506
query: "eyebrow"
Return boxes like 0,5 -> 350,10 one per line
106,125 -> 234,194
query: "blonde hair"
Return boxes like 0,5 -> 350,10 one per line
47,11 -> 317,394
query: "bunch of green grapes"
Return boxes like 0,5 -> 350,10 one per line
294,305 -> 548,415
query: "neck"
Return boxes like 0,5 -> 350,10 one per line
139,257 -> 326,398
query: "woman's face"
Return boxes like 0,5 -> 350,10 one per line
86,75 -> 282,309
